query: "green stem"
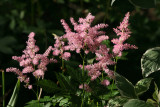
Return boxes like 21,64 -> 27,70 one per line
81,53 -> 85,107
62,58 -> 65,74
111,58 -> 118,96
2,70 -> 5,107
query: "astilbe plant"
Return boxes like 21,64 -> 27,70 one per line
6,32 -> 54,92
6,12 -> 138,107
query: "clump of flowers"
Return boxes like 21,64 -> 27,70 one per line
6,32 -> 54,89
6,12 -> 137,91
59,12 -> 137,87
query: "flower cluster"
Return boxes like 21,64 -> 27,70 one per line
61,13 -> 109,54
6,32 -> 53,89
111,12 -> 138,57
85,45 -> 115,81
79,84 -> 92,92
59,12 -> 137,86
52,34 -> 71,61
60,13 -> 115,82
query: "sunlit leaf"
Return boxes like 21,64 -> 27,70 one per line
7,80 -> 20,107
115,72 -> 137,98
111,0 -> 116,6
135,78 -> 152,96
123,99 -> 154,107
141,47 -> 160,77
107,96 -> 129,107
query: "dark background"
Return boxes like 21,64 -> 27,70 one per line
0,0 -> 160,106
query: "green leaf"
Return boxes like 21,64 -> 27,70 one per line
66,65 -> 82,82
135,78 -> 152,96
101,90 -> 119,100
107,96 -> 129,107
59,98 -> 69,106
123,99 -> 154,107
10,18 -> 16,30
56,73 -> 74,92
38,80 -> 59,94
116,52 -> 128,60
128,0 -> 156,8
39,96 -> 53,102
37,79 -> 61,93
52,96 -> 64,103
87,57 -> 95,64
153,83 -> 159,102
7,79 -> 20,107
141,47 -> 160,77
146,99 -> 157,106
44,102 -> 52,107
24,103 -> 44,107
111,0 -> 116,6
20,10 -> 25,19
115,72 -> 137,98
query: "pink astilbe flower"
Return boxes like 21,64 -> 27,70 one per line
28,85 -> 32,89
101,79 -> 110,86
6,32 -> 54,89
85,63 -> 102,81
79,84 -> 92,92
52,34 -> 71,60
111,12 -> 138,57
84,45 -> 115,80
61,13 -> 109,54
33,69 -> 44,78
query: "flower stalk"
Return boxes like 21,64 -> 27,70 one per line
2,70 -> 5,107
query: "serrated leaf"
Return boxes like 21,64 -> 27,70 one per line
129,0 -> 156,8
102,90 -> 119,100
52,96 -> 64,103
56,73 -> 74,92
115,72 -> 137,98
123,99 -> 154,107
37,79 -> 61,93
7,79 -> 20,107
135,78 -> 152,96
39,96 -> 52,102
107,96 -> 129,107
66,65 -> 82,82
59,98 -> 69,106
141,47 -> 160,77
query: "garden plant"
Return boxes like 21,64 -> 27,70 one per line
1,0 -> 160,107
